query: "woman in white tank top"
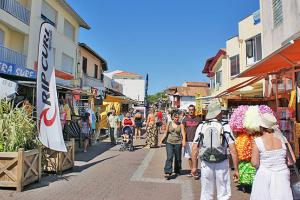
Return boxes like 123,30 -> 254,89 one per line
250,113 -> 296,200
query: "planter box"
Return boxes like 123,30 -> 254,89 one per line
42,139 -> 75,173
0,148 -> 42,192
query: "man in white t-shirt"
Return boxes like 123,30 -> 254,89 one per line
191,99 -> 239,200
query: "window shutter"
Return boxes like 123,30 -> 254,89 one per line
272,0 -> 283,27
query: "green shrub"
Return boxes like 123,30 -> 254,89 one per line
0,100 -> 39,152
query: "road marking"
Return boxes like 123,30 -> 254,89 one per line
131,149 -> 195,200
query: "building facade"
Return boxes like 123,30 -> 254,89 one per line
203,10 -> 263,108
105,70 -> 145,104
165,82 -> 209,110
78,43 -> 107,95
260,0 -> 300,57
0,0 -> 89,86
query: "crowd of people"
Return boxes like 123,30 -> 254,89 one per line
160,99 -> 296,200
86,100 -> 296,200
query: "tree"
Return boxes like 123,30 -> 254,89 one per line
147,92 -> 168,108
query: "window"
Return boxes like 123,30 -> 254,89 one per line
230,55 -> 240,76
41,1 -> 57,27
246,34 -> 262,65
272,0 -> 283,27
0,29 -> 4,46
61,53 -> 74,74
94,64 -> 98,78
82,57 -> 87,74
216,71 -> 222,87
100,73 -> 104,82
64,19 -> 75,41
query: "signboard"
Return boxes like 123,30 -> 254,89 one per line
0,77 -> 17,99
0,61 -> 37,79
37,22 -> 66,152
195,93 -> 202,115
103,75 -> 123,93
253,10 -> 261,25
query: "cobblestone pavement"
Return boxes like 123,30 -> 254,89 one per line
0,136 -> 250,200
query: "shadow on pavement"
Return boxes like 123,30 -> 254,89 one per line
76,141 -> 116,162
24,174 -> 76,191
72,155 -> 119,173
24,154 -> 119,191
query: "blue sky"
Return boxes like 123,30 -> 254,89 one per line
69,0 -> 259,94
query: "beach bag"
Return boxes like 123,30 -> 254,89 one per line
286,142 -> 300,199
197,121 -> 230,163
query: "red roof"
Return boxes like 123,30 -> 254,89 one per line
113,71 -> 142,79
202,49 -> 226,77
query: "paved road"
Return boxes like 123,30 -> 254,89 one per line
0,137 -> 250,200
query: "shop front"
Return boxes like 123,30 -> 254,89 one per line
237,35 -> 300,157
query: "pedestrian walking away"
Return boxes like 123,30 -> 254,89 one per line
145,108 -> 158,148
159,110 -> 186,180
108,109 -> 121,145
182,104 -> 202,179
134,110 -> 143,140
250,113 -> 295,200
80,113 -> 91,153
191,99 -> 239,200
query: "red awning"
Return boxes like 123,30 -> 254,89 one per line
239,36 -> 300,78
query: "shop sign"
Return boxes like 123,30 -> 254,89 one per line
253,10 -> 261,25
0,77 -> 17,99
0,60 -> 37,79
104,75 -> 123,93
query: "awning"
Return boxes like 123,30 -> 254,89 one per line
104,95 -> 125,103
216,76 -> 264,97
239,35 -> 300,77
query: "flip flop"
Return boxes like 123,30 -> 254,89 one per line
192,173 -> 200,180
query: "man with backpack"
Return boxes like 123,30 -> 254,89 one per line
191,99 -> 239,200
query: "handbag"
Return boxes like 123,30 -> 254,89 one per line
285,142 -> 300,199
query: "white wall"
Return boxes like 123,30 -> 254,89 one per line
260,0 -> 300,56
115,79 -> 145,102
180,96 -> 195,110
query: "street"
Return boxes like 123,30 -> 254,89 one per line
0,137 -> 250,200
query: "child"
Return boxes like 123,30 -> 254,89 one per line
81,113 -> 91,152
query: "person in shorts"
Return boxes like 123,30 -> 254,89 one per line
81,113 -> 91,153
182,104 -> 202,179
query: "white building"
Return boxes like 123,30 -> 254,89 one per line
165,82 -> 210,110
105,70 -> 145,103
260,0 -> 300,57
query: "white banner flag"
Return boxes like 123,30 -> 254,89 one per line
37,22 -> 67,152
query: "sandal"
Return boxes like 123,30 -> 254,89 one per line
164,173 -> 172,180
191,173 -> 200,180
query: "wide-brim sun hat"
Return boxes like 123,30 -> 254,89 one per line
206,98 -> 222,120
259,113 -> 277,129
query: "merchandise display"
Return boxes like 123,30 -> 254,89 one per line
230,104 -> 275,187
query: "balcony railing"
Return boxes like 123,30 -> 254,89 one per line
82,73 -> 104,89
0,0 -> 30,25
0,45 -> 27,68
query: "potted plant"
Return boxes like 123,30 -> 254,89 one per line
0,100 -> 41,192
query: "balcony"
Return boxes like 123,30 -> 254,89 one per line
0,0 -> 30,25
0,45 -> 27,68
82,73 -> 104,89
